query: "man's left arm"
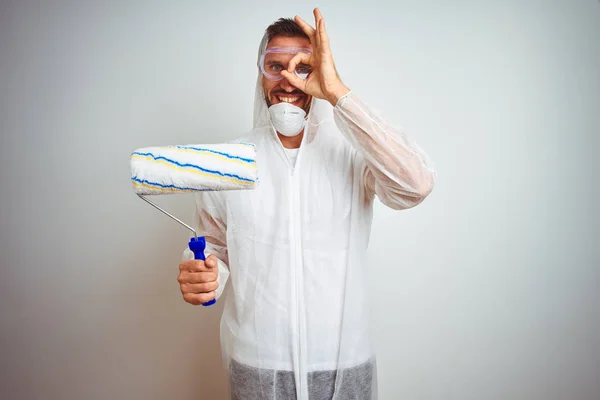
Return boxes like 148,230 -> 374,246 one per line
283,9 -> 436,209
333,91 -> 436,209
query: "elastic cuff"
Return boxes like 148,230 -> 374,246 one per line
334,90 -> 353,108
215,258 -> 230,299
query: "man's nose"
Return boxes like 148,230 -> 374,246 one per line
279,75 -> 296,92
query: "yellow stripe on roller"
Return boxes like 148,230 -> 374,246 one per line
131,154 -> 256,187
132,181 -> 189,193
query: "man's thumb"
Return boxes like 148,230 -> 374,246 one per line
205,255 -> 217,269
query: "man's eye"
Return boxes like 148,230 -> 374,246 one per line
296,64 -> 312,74
270,64 -> 283,72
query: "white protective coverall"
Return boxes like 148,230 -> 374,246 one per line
182,33 -> 436,400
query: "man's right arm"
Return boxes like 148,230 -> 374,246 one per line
179,191 -> 230,305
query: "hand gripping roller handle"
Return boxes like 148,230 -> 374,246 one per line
138,195 -> 216,306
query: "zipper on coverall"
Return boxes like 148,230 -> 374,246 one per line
280,136 -> 308,400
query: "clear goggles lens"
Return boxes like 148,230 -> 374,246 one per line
260,47 -> 312,81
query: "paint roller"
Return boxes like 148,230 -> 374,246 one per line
130,143 -> 258,306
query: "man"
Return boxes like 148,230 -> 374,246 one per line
178,9 -> 435,400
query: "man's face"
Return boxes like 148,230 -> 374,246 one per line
262,36 -> 313,114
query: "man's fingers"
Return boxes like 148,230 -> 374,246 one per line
180,281 -> 219,294
317,16 -> 330,50
190,271 -> 218,283
188,260 -> 210,272
180,258 -> 215,273
280,70 -> 307,92
287,52 -> 311,74
314,7 -> 323,20
313,8 -> 322,48
294,15 -> 315,40
183,291 -> 216,306
178,255 -> 219,305
178,270 -> 217,284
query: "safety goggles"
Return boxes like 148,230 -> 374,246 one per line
259,47 -> 313,81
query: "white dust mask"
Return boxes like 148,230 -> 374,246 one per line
268,102 -> 307,137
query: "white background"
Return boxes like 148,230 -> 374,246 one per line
1,0 -> 599,399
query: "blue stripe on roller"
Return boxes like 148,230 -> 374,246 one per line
131,152 -> 256,183
175,145 -> 255,164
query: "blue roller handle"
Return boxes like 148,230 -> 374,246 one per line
188,237 -> 217,307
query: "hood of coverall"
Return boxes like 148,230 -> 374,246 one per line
253,32 -> 334,144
